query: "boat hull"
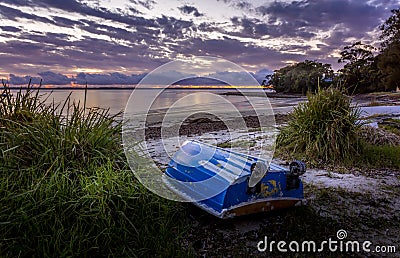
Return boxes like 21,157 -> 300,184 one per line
164,140 -> 305,218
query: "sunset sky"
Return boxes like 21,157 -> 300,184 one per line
0,0 -> 398,84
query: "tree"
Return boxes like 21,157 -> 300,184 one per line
267,60 -> 334,94
378,8 -> 400,91
338,41 -> 382,93
380,8 -> 400,48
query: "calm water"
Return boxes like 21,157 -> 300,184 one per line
20,88 -> 299,115
9,88 -> 400,119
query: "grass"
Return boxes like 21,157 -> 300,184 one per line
276,87 -> 363,165
276,87 -> 400,169
358,143 -> 400,169
0,81 -> 189,257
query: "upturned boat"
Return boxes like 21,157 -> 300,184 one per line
163,140 -> 306,218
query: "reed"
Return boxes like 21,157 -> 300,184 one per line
0,81 -> 189,257
276,87 -> 363,164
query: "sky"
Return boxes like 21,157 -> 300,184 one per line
0,0 -> 398,85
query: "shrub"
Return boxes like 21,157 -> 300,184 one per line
0,82 -> 188,257
276,87 -> 362,164
0,82 -> 124,171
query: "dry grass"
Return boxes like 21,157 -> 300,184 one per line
359,126 -> 400,146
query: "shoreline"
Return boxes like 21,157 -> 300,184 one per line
144,114 -> 289,139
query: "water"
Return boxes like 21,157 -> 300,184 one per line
11,88 -> 399,119
38,89 -> 133,114
22,88 -> 295,115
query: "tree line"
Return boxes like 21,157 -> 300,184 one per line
266,8 -> 400,94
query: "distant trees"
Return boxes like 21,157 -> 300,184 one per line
267,60 -> 334,94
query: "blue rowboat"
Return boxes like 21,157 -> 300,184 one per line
163,140 -> 306,218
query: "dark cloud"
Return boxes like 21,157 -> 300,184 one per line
0,0 -> 397,76
170,37 -> 305,70
136,0 -> 156,10
215,0 -> 252,9
8,71 -> 146,85
0,34 -> 167,75
178,5 -> 203,17
9,74 -> 42,85
75,72 -> 146,85
230,17 -> 316,39
0,26 -> 21,33
38,71 -> 72,84
0,0 -> 156,27
52,16 -> 84,27
256,0 -> 385,35
236,1 -> 252,10
252,68 -> 273,84
6,69 -> 273,85
0,4 -> 54,24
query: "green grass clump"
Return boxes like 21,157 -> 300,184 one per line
276,87 -> 362,164
358,143 -> 400,169
0,82 -> 188,257
0,84 -> 123,171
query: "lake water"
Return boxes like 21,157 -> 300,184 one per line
21,88 -> 301,116
10,88 -> 400,120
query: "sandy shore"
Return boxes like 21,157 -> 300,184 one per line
141,94 -> 400,256
144,114 -> 288,139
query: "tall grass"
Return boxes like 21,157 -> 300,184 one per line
276,87 -> 363,164
0,81 -> 189,257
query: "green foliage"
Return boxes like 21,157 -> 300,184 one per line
359,143 -> 400,169
378,41 -> 400,91
0,83 -> 189,257
378,8 -> 400,91
380,8 -> 400,48
276,87 -> 362,164
338,42 -> 383,93
1,85 -> 124,171
267,60 -> 334,94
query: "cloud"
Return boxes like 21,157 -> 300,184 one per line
256,0 -> 385,36
0,26 -> 21,33
5,69 -> 274,86
252,69 -> 273,84
9,74 -> 41,85
52,16 -> 84,27
75,72 -> 146,85
0,0 -> 397,76
178,5 -> 203,17
230,17 -> 316,39
0,4 -> 54,24
37,71 -> 72,85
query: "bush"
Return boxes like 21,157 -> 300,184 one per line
0,83 -> 188,257
0,83 -> 124,171
276,87 -> 362,164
